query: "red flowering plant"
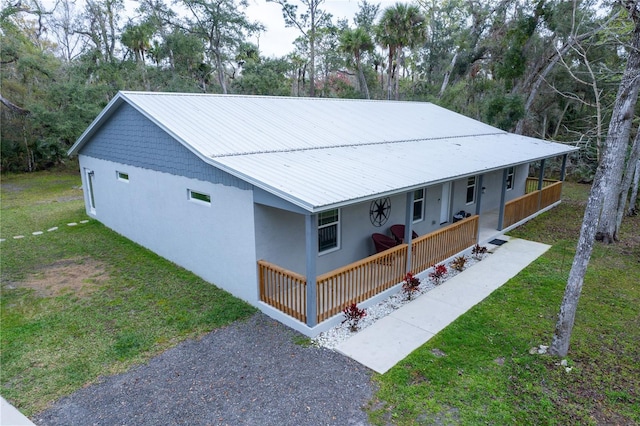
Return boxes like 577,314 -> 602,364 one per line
402,272 -> 421,300
429,263 -> 448,285
342,303 -> 367,332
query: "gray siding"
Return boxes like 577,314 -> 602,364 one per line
80,103 -> 250,190
79,156 -> 259,303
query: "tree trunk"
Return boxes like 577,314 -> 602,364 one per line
549,171 -> 604,356
595,18 -> 640,243
386,47 -> 393,100
615,129 -> 640,231
550,2 -> 640,357
357,62 -> 370,99
439,50 -> 458,98
394,49 -> 400,101
629,160 -> 640,215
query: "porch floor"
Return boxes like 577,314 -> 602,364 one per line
478,208 -> 501,244
334,236 -> 550,374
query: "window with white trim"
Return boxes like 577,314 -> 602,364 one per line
117,171 -> 129,182
506,167 -> 515,190
413,188 -> 425,222
85,169 -> 96,214
318,209 -> 340,253
466,176 -> 476,204
188,189 -> 211,205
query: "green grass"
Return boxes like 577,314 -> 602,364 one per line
369,182 -> 640,425
1,171 -> 256,416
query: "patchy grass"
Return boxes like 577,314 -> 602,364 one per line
1,171 -> 256,416
369,182 -> 640,425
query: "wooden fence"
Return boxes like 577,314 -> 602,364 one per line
258,260 -> 307,323
505,180 -> 562,228
525,177 -> 559,194
410,215 -> 479,274
315,243 -> 408,323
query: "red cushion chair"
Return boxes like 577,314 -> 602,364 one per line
390,225 -> 419,244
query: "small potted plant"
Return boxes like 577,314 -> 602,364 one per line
402,272 -> 421,300
342,303 -> 367,332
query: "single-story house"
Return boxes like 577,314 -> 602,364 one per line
68,91 -> 578,336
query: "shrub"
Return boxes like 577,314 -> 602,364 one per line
429,264 -> 447,285
402,272 -> 421,300
451,255 -> 467,271
472,244 -> 488,259
342,303 -> 367,332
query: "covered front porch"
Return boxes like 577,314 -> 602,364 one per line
257,157 -> 568,335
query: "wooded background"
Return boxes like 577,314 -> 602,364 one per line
1,0 -> 638,179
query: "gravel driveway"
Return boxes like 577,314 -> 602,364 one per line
35,313 -> 374,426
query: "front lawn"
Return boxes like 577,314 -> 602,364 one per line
369,182 -> 640,425
0,170 -> 256,415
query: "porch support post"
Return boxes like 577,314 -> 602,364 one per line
305,213 -> 318,327
498,168 -> 508,230
404,191 -> 414,273
475,174 -> 484,242
475,174 -> 484,216
538,159 -> 546,190
560,154 -> 568,181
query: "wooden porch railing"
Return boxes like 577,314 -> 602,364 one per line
525,177 -> 559,194
540,181 -> 563,209
505,180 -> 562,228
258,260 -> 307,323
257,216 -> 498,326
316,243 -> 408,323
410,215 -> 479,274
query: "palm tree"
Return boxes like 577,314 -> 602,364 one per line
376,3 -> 426,100
339,27 -> 374,99
121,22 -> 154,63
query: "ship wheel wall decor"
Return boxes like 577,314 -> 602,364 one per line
370,197 -> 391,227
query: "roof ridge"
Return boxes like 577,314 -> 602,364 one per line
210,132 -> 508,158
120,90 -> 434,105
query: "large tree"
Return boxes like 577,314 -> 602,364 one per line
550,0 -> 640,357
267,0 -> 332,97
376,3 -> 426,100
179,0 -> 262,94
339,27 -> 374,98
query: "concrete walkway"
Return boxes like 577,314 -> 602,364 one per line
335,237 -> 551,374
1,396 -> 35,426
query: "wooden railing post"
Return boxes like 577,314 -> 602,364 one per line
537,159 -> 546,211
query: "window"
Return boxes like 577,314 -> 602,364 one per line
117,171 -> 129,182
466,176 -> 476,204
188,189 -> 211,205
85,169 -> 96,214
506,167 -> 515,190
318,209 -> 340,253
413,188 -> 424,222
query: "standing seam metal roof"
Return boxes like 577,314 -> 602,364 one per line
69,91 -> 578,212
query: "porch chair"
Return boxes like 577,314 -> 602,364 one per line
372,233 -> 399,253
390,224 -> 419,244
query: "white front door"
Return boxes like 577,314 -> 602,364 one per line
440,182 -> 451,224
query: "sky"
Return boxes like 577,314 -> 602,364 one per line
243,0 -> 397,57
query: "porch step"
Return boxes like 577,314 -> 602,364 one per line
334,237 -> 550,374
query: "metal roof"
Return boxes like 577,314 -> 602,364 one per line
70,91 -> 578,212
